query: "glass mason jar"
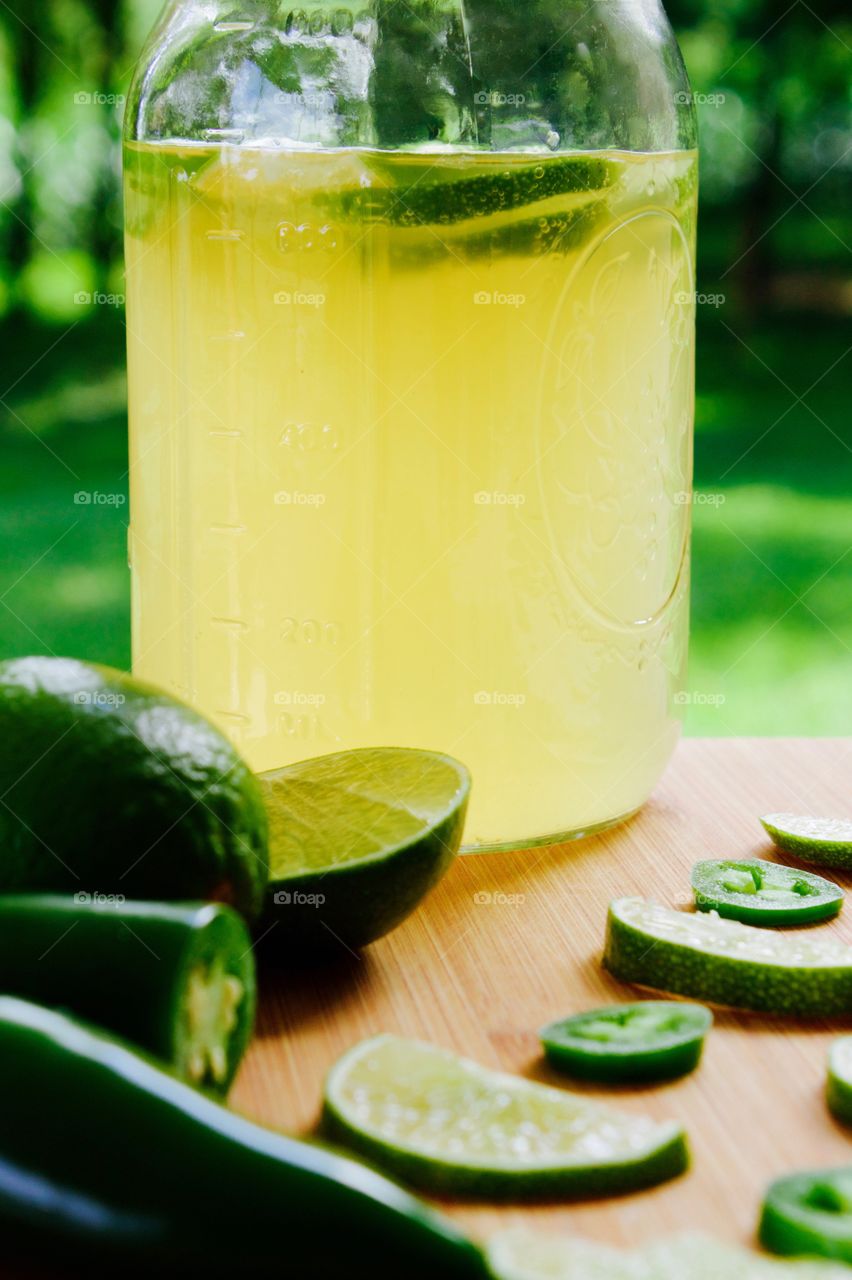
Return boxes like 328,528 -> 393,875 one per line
124,0 -> 697,851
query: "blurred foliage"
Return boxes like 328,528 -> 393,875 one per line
0,1 -> 849,735
0,0 -> 846,316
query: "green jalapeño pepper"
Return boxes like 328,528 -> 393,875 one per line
0,998 -> 488,1278
760,1167 -> 852,1264
692,858 -> 843,926
0,895 -> 255,1093
540,1001 -> 712,1083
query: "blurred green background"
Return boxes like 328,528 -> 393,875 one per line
0,0 -> 849,734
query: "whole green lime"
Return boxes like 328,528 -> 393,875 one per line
0,657 -> 268,919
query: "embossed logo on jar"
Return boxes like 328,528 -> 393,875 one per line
536,210 -> 694,629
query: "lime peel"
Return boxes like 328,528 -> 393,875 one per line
828,1038 -> 852,1127
604,897 -> 852,1015
762,815 -> 852,870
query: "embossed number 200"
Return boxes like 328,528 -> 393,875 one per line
281,617 -> 340,646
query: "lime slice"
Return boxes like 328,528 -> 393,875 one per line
828,1038 -> 852,1127
486,1228 -> 852,1280
761,1169 -> 852,1266
604,898 -> 852,1015
643,1236 -> 852,1278
762,816 -> 852,870
258,748 -> 469,954
486,1227 -> 637,1280
325,154 -> 615,227
323,1034 -> 687,1199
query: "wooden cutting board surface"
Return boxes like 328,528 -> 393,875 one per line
232,737 -> 852,1252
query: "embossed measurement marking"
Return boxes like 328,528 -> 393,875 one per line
211,617 -> 249,632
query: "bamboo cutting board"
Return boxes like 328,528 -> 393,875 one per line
233,738 -> 852,1252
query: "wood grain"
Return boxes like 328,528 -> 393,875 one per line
232,737 -> 852,1251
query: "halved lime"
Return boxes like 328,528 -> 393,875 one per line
258,748 -> 469,954
828,1039 -> 852,1127
762,816 -> 852,871
692,858 -> 843,927
323,1034 -> 687,1199
604,898 -> 852,1015
486,1228 -> 852,1280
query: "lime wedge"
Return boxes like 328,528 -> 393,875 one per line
323,1034 -> 687,1199
762,815 -> 852,870
486,1228 -> 852,1280
604,898 -> 852,1015
258,748 -> 469,954
828,1038 -> 852,1127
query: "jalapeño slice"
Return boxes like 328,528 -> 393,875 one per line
539,1001 -> 712,1084
760,1168 -> 852,1264
692,859 -> 843,927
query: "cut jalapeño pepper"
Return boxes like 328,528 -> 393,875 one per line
692,859 -> 843,927
539,1001 -> 712,1084
0,895 -> 255,1093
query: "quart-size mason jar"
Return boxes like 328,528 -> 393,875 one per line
124,0 -> 697,850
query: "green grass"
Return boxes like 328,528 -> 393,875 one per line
0,310 -> 849,736
0,314 -> 130,666
688,313 -> 852,733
